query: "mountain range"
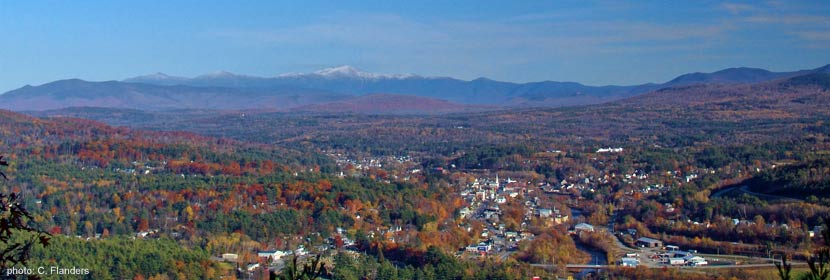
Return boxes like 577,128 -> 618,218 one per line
1,64 -> 828,113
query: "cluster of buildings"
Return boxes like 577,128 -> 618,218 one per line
458,175 -> 569,255
634,238 -> 708,267
460,175 -> 572,227
596,147 -> 624,153
112,160 -> 165,175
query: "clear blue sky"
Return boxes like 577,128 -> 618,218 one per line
1,1 -> 828,92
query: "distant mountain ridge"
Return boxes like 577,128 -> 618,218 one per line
0,79 -> 351,111
664,65 -> 830,87
123,64 -> 830,104
123,65 -> 663,105
1,64 -> 828,113
620,72 -> 830,108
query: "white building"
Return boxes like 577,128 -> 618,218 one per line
620,257 -> 640,267
575,223 -> 595,232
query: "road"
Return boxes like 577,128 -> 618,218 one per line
528,261 -> 806,270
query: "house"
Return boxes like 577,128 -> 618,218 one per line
136,229 -> 159,238
475,191 -> 486,200
671,251 -> 691,258
483,209 -> 499,219
246,263 -> 260,272
222,253 -> 239,262
554,214 -> 570,225
619,257 -> 640,267
574,223 -> 595,232
537,208 -> 553,218
477,242 -> 492,252
496,196 -> 507,204
596,147 -> 623,153
257,250 -> 288,261
636,237 -> 663,248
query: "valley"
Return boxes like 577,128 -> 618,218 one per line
2,68 -> 829,279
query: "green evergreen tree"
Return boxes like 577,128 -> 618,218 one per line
332,252 -> 360,280
377,259 -> 398,280
0,155 -> 51,276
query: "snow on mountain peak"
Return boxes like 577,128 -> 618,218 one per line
315,65 -> 363,76
199,70 -> 239,78
279,65 -> 419,79
125,72 -> 186,82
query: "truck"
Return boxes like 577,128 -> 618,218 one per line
668,258 -> 685,265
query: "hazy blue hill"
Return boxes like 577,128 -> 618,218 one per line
782,73 -> 830,90
4,64 -> 829,112
0,79 -> 349,111
123,66 -> 659,106
664,64 -> 830,87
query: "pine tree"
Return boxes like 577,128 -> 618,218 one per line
0,155 -> 52,276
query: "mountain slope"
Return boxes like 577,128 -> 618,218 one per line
290,93 -> 477,114
124,65 -> 659,106
28,73 -> 830,158
0,79 -> 349,111
622,73 -> 830,108
3,64 -> 829,112
126,64 -> 830,106
664,64 -> 830,87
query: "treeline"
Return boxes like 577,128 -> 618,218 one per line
329,247 -> 545,280
451,144 -> 533,170
746,157 -> 830,199
26,236 -> 221,280
13,158 -> 446,243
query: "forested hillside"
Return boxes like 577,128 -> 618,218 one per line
0,109 -> 487,279
746,157 -> 830,199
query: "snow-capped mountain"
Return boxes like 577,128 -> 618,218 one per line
128,72 -> 188,82
122,65 -> 656,105
115,63 -> 830,107
278,65 -> 419,80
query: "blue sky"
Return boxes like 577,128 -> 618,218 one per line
1,1 -> 828,92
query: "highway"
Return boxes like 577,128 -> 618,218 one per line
528,262 -> 806,270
